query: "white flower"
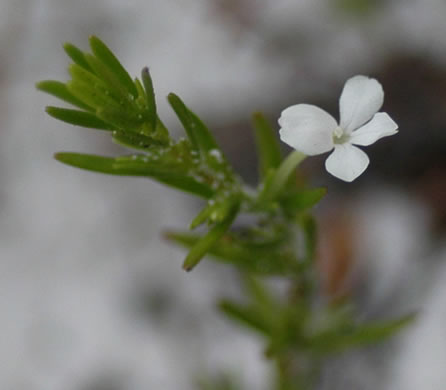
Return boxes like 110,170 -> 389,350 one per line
278,75 -> 398,182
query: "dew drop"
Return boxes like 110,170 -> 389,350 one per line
208,149 -> 223,163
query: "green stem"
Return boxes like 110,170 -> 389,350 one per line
260,150 -> 306,202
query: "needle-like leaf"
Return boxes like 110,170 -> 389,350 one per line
282,188 -> 327,213
36,80 -> 92,111
166,231 -> 298,275
252,112 -> 282,179
168,93 -> 219,155
182,201 -> 239,271
55,153 -> 215,198
141,67 -> 157,131
45,106 -> 114,130
89,35 -> 137,97
309,314 -> 416,355
63,42 -> 92,71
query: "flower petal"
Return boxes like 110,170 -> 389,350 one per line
325,144 -> 369,182
279,104 -> 336,156
339,75 -> 384,133
350,112 -> 398,146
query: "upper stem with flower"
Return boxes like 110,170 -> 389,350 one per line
37,37 -> 411,390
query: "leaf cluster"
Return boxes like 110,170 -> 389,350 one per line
37,36 -> 324,273
221,276 -> 414,359
37,36 -> 414,390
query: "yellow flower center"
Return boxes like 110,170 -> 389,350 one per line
333,126 -> 350,144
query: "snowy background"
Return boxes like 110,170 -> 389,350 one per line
1,1 -> 446,389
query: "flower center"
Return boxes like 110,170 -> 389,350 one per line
332,126 -> 350,144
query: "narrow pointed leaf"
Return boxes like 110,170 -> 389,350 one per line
89,35 -> 137,97
134,78 -> 145,100
36,80 -> 92,111
166,231 -> 298,274
141,67 -> 157,131
67,80 -> 118,111
152,118 -> 171,145
219,300 -> 269,333
63,43 -> 92,71
84,53 -> 134,99
111,120 -> 169,148
69,63 -> 107,89
189,204 -> 215,229
189,110 -> 219,153
258,151 -> 306,203
310,314 -> 415,354
189,195 -> 241,230
68,64 -> 122,104
96,106 -> 143,131
45,106 -> 114,130
55,153 -> 121,174
282,187 -> 327,213
54,153 -> 215,198
182,202 -> 239,271
167,93 -> 198,149
343,314 -> 415,346
252,112 -> 282,179
209,196 -> 241,224
243,275 -> 273,308
168,93 -> 219,154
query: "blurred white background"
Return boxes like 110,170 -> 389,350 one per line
1,1 -> 446,389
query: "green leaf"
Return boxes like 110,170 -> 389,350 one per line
243,275 -> 273,308
166,231 -> 298,275
89,35 -> 137,98
257,151 -> 306,204
54,153 -> 215,198
152,118 -> 171,145
219,300 -> 270,334
36,80 -> 92,111
84,53 -> 134,99
189,195 -> 241,230
67,78 -> 119,111
63,42 -> 92,71
45,106 -> 114,130
189,203 -> 215,229
210,196 -> 240,224
301,214 -> 317,264
111,120 -> 169,149
141,67 -> 157,131
309,314 -> 415,355
282,187 -> 327,213
182,201 -> 240,271
55,153 -> 119,173
69,63 -> 108,90
96,106 -> 143,131
168,93 -> 219,154
252,112 -> 282,179
68,64 -> 124,106
266,306 -> 308,357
